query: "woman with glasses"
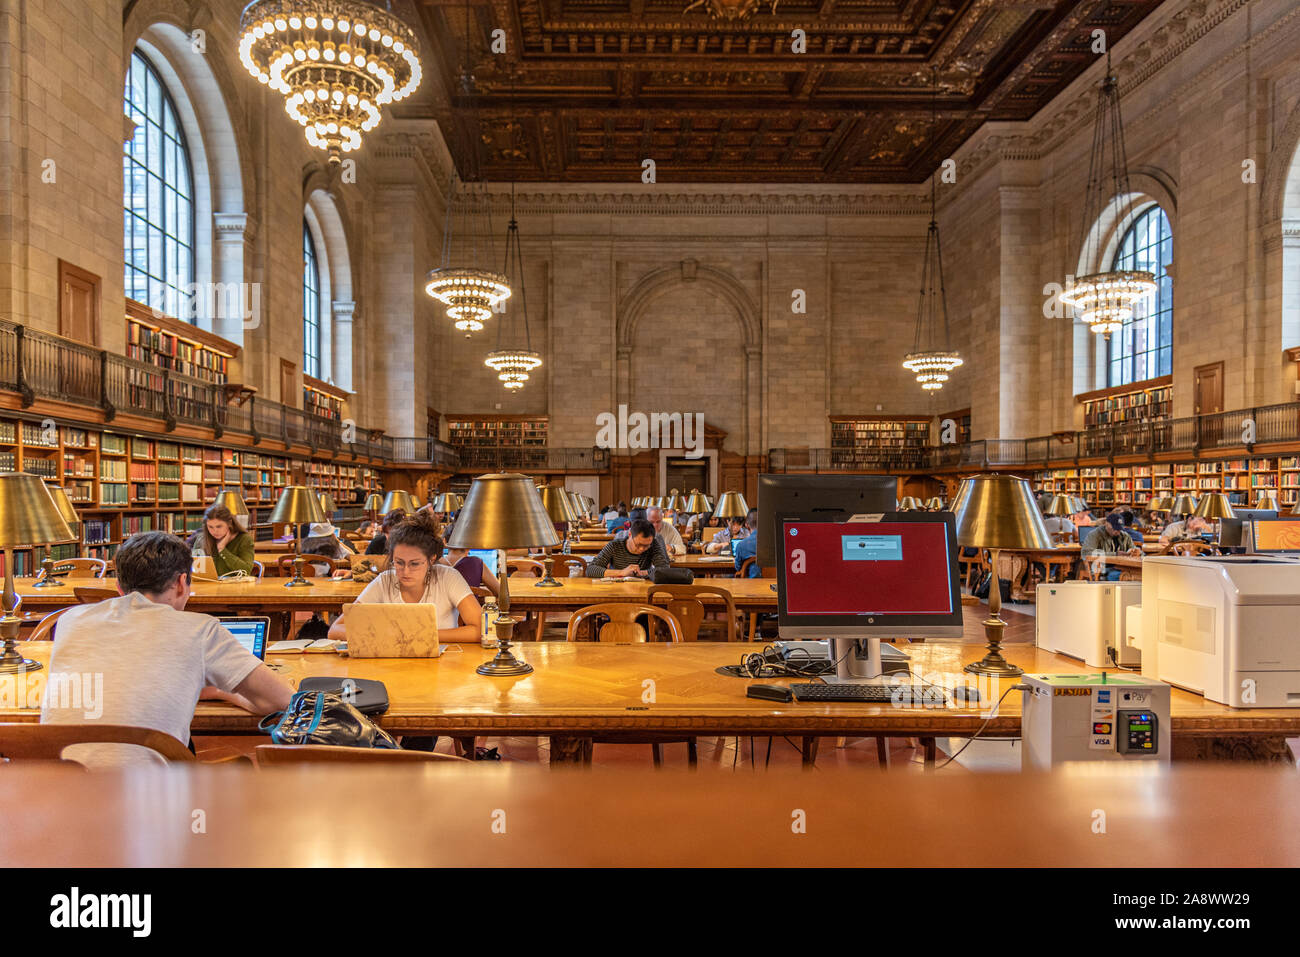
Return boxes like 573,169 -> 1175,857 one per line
328,512 -> 482,644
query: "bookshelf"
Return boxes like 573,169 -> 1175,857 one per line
125,300 -> 237,386
303,375 -> 348,421
1035,456 -> 1292,510
939,408 -> 971,445
0,413 -> 380,573
447,416 -> 549,450
829,415 -> 931,466
1077,375 -> 1173,428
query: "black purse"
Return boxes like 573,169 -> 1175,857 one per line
258,690 -> 399,749
651,566 -> 694,585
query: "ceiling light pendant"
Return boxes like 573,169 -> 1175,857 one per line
1059,51 -> 1156,337
485,70 -> 541,390
237,0 -> 422,163
903,70 -> 963,393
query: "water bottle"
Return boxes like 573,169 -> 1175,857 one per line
481,598 -> 499,648
562,537 -> 571,555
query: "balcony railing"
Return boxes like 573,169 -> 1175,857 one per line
455,446 -> 611,472
768,401 -> 1300,472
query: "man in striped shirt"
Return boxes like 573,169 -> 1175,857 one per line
588,519 -> 671,579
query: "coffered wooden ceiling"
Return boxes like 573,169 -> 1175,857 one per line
405,0 -> 1166,183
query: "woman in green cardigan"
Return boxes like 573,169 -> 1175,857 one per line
189,504 -> 256,576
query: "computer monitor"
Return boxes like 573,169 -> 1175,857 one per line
776,512 -> 963,682
757,474 -> 897,569
1219,509 -> 1277,548
1246,517 -> 1300,554
468,548 -> 499,576
218,616 -> 269,660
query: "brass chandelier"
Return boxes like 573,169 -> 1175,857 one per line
1059,50 -> 1156,337
237,0 -> 422,162
484,70 -> 541,390
903,71 -> 963,392
424,0 -> 509,335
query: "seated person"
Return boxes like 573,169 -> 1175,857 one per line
365,509 -> 406,556
40,532 -> 293,768
1159,514 -> 1211,544
588,518 -> 670,579
300,522 -> 356,560
604,507 -> 628,534
329,512 -> 482,644
647,506 -> 685,557
705,516 -> 746,554
186,504 -> 255,576
1072,509 -> 1094,527
442,546 -> 501,598
602,503 -> 622,521
733,513 -> 761,578
1081,515 -> 1142,581
1120,510 -> 1144,543
300,540 -> 345,577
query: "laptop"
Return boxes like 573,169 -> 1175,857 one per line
192,556 -> 217,578
218,616 -> 269,660
343,603 -> 444,658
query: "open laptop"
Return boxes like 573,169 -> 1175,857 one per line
468,548 -> 499,576
192,556 -> 217,579
343,603 -> 444,658
218,616 -> 269,660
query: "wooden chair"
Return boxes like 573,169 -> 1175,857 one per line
250,560 -> 264,581
548,555 -> 588,579
647,584 -> 738,642
72,586 -> 118,604
254,744 -> 467,766
46,558 -> 108,579
736,557 -> 754,578
506,558 -> 544,578
276,555 -> 320,577
1168,540 -> 1214,556
26,606 -> 77,641
0,723 -> 194,762
566,603 -> 684,644
564,604 -> 694,766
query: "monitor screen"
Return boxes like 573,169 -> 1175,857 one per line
1250,518 -> 1300,553
757,474 -> 897,569
776,512 -> 964,638
218,617 -> 267,659
469,548 -> 499,576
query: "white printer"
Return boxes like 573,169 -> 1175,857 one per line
1036,581 -> 1142,668
1140,555 -> 1300,707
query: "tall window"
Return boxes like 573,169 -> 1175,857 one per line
1107,205 -> 1173,387
123,50 -> 194,320
303,223 -> 321,379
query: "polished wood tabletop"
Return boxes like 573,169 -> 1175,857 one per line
14,576 -> 366,612
6,640 -> 1298,744
2,764 -> 1295,867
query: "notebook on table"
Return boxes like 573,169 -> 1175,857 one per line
343,603 -> 444,658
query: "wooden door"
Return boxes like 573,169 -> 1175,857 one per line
1194,362 -> 1224,447
57,261 -> 100,398
280,359 -> 296,406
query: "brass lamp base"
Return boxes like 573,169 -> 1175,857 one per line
32,559 -> 63,587
0,617 -> 41,674
31,578 -> 64,588
535,556 -> 563,587
284,556 -> 314,588
477,616 -> 533,677
964,615 -> 1024,677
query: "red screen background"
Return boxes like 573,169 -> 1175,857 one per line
781,521 -> 954,615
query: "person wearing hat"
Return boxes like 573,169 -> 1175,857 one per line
1081,514 -> 1141,581
300,522 -> 357,560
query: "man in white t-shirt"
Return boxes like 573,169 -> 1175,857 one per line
646,506 -> 685,557
41,532 -> 293,768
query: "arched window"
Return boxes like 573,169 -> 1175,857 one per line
1107,205 -> 1173,387
303,222 -> 321,379
123,50 -> 194,320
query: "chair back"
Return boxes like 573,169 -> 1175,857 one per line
549,555 -> 588,579
72,586 -> 118,604
566,603 -> 684,643
250,560 -> 264,581
0,723 -> 194,762
1169,541 -> 1213,556
507,558 -> 545,578
49,558 -> 108,579
736,557 -> 755,578
647,584 -> 737,642
276,554 -> 319,577
254,744 -> 466,766
27,606 -> 77,641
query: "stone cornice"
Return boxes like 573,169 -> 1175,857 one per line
474,189 -> 932,217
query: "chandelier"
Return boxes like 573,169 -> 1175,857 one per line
237,1 -> 422,162
1059,51 -> 1156,337
903,71 -> 963,392
484,72 -> 541,390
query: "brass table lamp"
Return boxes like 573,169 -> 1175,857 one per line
1254,493 -> 1280,512
535,485 -> 578,587
924,496 -> 944,511
953,474 -> 1054,677
712,491 -> 749,521
32,485 -> 81,588
1168,493 -> 1198,519
432,492 -> 460,513
1047,493 -> 1074,517
898,496 -> 922,511
446,473 -> 560,676
269,486 -> 326,587
1195,492 -> 1235,541
380,489 -> 418,516
213,488 -> 251,522
0,473 -> 76,673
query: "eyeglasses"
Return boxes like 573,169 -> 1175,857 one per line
391,559 -> 428,572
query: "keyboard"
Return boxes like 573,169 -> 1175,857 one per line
790,683 -> 947,705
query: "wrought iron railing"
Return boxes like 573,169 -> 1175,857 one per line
455,446 -> 611,472
767,401 -> 1300,472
